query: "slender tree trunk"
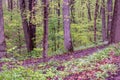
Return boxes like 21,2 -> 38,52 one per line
42,0 -> 49,59
110,0 -> 120,43
87,0 -> 92,21
53,26 -> 56,51
17,28 -> 22,54
29,0 -> 36,51
8,0 -> 11,11
63,0 -> 74,52
0,0 -> 7,58
57,0 -> 60,49
81,1 -> 85,20
8,0 -> 13,20
101,0 -> 107,41
93,0 -> 99,42
107,0 -> 113,41
70,0 -> 75,23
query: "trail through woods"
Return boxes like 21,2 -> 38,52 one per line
0,44 -> 108,69
22,44 -> 108,66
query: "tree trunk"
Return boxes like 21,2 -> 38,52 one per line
70,0 -> 75,23
8,0 -> 13,20
42,0 -> 49,59
0,0 -> 7,58
87,0 -> 92,21
107,0 -> 113,41
19,0 -> 31,52
110,0 -> 120,43
93,0 -> 99,42
101,0 -> 107,41
29,0 -> 36,51
57,0 -> 61,49
63,0 -> 74,52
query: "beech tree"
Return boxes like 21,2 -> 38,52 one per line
29,0 -> 36,51
42,0 -> 49,59
8,0 -> 13,20
19,0 -> 37,52
110,0 -> 120,43
87,0 -> 92,21
63,0 -> 74,52
0,0 -> 7,57
101,0 -> 107,41
19,0 -> 31,52
93,0 -> 99,42
70,0 -> 75,23
57,0 -> 61,49
107,0 -> 113,40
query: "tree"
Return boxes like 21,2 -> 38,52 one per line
8,0 -> 13,20
19,0 -> 31,52
57,0 -> 61,49
19,0 -> 37,52
86,0 -> 92,21
0,0 -> 7,57
42,0 -> 49,59
110,0 -> 120,43
107,0 -> 113,40
93,0 -> 99,42
70,0 -> 75,23
29,0 -> 37,51
101,0 -> 107,41
62,0 -> 74,52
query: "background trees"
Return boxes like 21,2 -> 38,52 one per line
0,0 -> 120,59
0,0 -> 120,79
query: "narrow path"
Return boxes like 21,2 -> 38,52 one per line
0,44 -> 108,70
22,44 -> 108,66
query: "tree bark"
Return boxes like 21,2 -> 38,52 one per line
70,0 -> 75,23
107,0 -> 113,41
63,0 -> 74,52
29,0 -> 36,51
86,0 -> 92,21
42,0 -> 49,59
19,0 -> 31,52
101,0 -> 107,41
57,0 -> 61,49
0,0 -> 7,58
8,0 -> 13,20
93,0 -> 99,42
110,0 -> 120,43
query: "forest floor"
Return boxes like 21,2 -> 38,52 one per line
0,44 -> 108,68
22,44 -> 108,66
0,44 -> 120,80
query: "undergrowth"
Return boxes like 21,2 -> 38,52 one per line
0,43 -> 120,80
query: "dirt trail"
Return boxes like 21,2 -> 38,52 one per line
0,44 -> 108,70
22,44 -> 108,66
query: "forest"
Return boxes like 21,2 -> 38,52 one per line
0,0 -> 120,80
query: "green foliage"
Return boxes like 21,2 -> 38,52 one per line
96,64 -> 117,79
0,44 -> 119,80
0,66 -> 56,80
